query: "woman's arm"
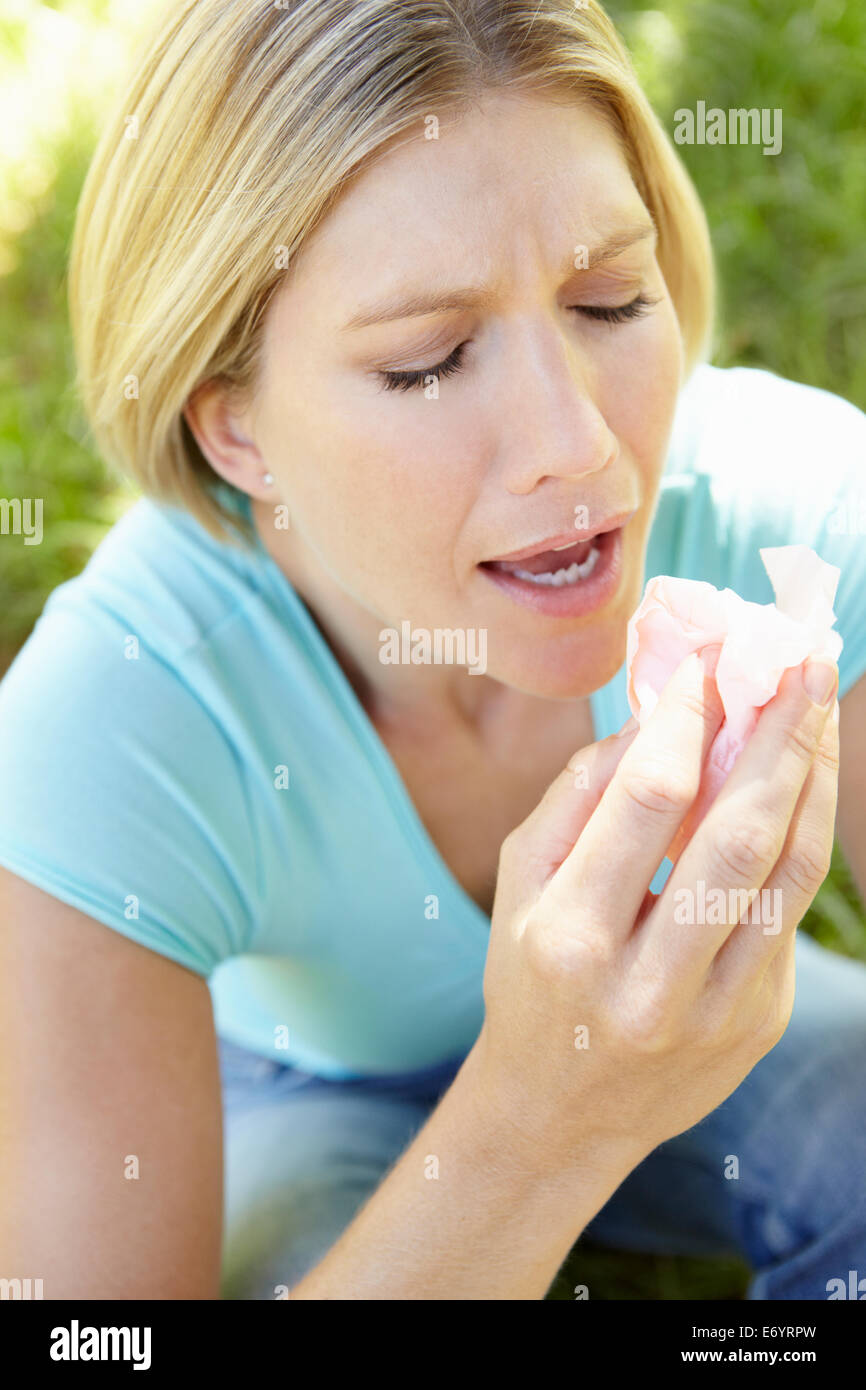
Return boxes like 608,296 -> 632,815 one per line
290,1038 -> 640,1301
0,873 -> 635,1303
0,868 -> 223,1299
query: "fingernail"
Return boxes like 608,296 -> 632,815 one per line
803,658 -> 838,707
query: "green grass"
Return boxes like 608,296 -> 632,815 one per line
0,121 -> 136,675
2,0 -> 865,1299
547,1245 -> 752,1301
609,0 -> 866,408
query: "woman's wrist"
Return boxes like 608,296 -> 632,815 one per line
453,1029 -> 646,1201
292,1031 -> 646,1300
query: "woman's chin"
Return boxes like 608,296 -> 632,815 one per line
473,532 -> 645,698
489,628 -> 629,701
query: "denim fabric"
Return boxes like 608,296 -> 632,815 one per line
219,930 -> 866,1300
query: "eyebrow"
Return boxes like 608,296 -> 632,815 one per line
343,220 -> 657,330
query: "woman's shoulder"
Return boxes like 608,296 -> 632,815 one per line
33,490 -> 266,668
667,361 -> 866,489
0,494 -> 279,975
0,483 -> 325,734
651,363 -> 865,583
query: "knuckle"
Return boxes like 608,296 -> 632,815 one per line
711,819 -> 780,880
522,918 -> 576,985
776,712 -> 822,766
751,977 -> 793,1050
758,997 -> 792,1051
523,915 -> 612,987
616,990 -> 676,1054
783,834 -> 832,895
753,1017 -> 783,1058
814,731 -> 840,775
621,757 -> 698,819
675,683 -> 719,725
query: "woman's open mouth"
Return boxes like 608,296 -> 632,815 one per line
478,516 -> 631,618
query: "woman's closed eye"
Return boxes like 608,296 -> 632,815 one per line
378,341 -> 468,393
377,292 -> 660,392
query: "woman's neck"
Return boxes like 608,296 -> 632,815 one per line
248,496 -> 593,749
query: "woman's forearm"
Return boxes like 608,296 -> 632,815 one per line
288,1039 -> 640,1300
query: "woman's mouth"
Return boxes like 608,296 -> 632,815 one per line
478,521 -> 629,618
504,535 -> 602,586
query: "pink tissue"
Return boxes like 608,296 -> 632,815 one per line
625,545 -> 843,863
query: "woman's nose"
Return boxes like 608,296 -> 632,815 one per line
496,336 -> 619,495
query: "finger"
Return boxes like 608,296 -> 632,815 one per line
511,713 -> 640,890
712,697 -> 839,989
548,645 -> 724,933
644,655 -> 838,983
666,713 -> 756,867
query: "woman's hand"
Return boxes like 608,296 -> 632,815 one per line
476,647 -> 840,1180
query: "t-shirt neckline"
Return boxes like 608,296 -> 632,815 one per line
231,486 -> 495,941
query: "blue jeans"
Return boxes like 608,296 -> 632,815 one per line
219,932 -> 866,1299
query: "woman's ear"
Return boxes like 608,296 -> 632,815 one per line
183,381 -> 273,498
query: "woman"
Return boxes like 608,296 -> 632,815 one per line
1,0 -> 864,1301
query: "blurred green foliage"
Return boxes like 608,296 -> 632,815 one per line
608,0 -> 866,406
1,0 -> 864,1301
0,120 -> 137,669
0,3 -> 138,671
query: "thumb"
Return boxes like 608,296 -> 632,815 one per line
508,713 -> 640,890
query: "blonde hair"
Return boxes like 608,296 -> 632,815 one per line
69,0 -> 715,543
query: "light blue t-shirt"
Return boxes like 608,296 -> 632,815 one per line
1,365 -> 864,1078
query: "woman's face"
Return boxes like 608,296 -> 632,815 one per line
247,90 -> 684,698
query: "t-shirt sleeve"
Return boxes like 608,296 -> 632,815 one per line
0,594 -> 258,976
668,366 -> 866,701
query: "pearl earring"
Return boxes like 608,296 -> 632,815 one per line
261,471 -> 274,486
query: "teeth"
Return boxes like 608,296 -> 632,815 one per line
513,543 -> 600,586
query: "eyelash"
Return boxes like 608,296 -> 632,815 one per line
378,293 -> 657,392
